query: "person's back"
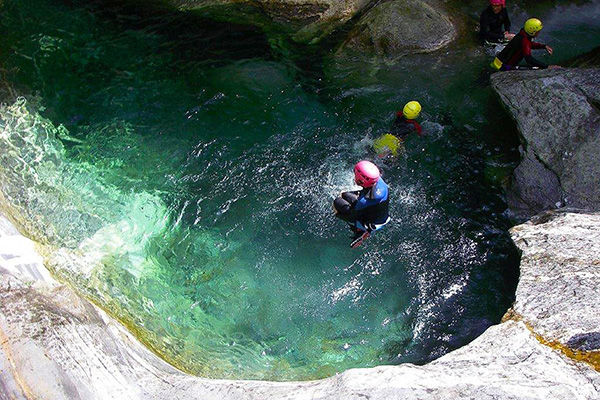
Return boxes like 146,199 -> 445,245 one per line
354,177 -> 389,227
390,113 -> 422,140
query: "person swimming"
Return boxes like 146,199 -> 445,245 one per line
373,101 -> 423,159
333,160 -> 390,247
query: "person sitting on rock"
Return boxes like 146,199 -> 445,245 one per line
373,101 -> 423,159
491,18 -> 560,71
479,0 -> 515,44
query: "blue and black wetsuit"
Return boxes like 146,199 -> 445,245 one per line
334,178 -> 390,232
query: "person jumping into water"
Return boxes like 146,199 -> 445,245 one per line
491,18 -> 560,71
333,161 -> 390,248
479,0 -> 514,44
373,101 -> 423,159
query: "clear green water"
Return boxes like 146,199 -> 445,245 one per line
0,0 -> 598,381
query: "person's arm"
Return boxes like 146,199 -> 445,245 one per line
352,198 -> 368,223
522,39 -> 549,69
532,42 -> 554,56
480,10 -> 504,41
413,121 -> 423,137
503,9 -> 511,33
531,42 -> 546,49
393,112 -> 404,125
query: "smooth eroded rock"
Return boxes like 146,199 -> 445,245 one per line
510,209 -> 600,347
491,68 -> 600,219
1,211 -> 599,399
173,0 -> 372,43
339,0 -> 457,55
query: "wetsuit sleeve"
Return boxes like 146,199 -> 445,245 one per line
352,197 -> 369,223
531,42 -> 546,49
522,39 -> 548,68
413,121 -> 423,136
480,10 -> 504,41
503,10 -> 511,32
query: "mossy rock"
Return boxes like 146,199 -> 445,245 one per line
340,0 -> 457,56
172,0 -> 372,44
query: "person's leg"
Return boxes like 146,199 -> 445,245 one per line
342,191 -> 359,204
333,197 -> 354,222
334,191 -> 361,222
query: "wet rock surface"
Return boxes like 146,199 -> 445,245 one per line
510,209 -> 600,346
491,68 -> 600,220
172,0 -> 372,43
1,211 -> 599,399
339,0 -> 456,55
169,0 -> 456,50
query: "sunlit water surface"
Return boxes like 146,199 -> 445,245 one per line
1,0 -> 598,380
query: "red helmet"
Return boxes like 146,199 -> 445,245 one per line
354,161 -> 380,188
490,0 -> 505,5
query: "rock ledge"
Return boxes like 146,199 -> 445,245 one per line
1,209 -> 599,399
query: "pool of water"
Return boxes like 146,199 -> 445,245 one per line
0,0 -> 598,381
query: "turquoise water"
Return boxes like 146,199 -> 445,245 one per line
0,0 -> 598,380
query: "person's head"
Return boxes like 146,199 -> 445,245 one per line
354,160 -> 380,188
524,18 -> 543,37
489,0 -> 505,14
403,101 -> 422,120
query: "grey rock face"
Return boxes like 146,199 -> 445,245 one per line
173,0 -> 372,43
491,68 -> 600,219
169,0 -> 456,49
510,209 -> 600,347
1,211 -> 599,399
507,146 -> 563,217
340,0 -> 456,55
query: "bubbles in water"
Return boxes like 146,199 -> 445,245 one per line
0,0 -> 536,380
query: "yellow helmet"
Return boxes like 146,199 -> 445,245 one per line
524,18 -> 543,36
403,101 -> 422,120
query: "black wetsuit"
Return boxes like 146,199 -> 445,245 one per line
497,29 -> 548,69
479,6 -> 511,43
390,113 -> 422,140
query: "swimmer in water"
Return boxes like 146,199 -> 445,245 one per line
373,101 -> 423,159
